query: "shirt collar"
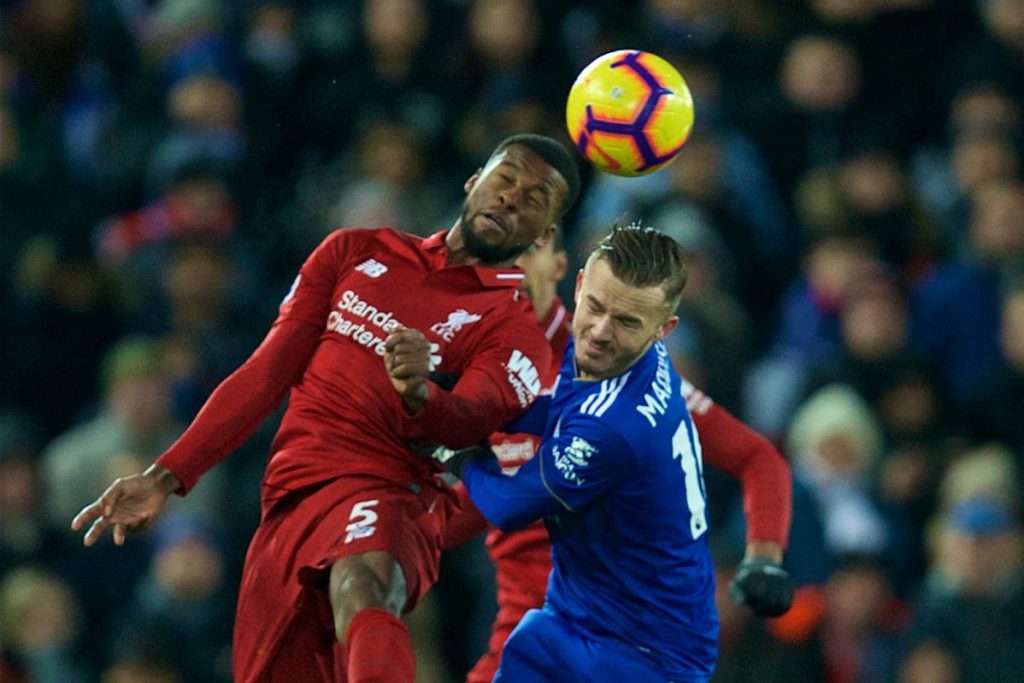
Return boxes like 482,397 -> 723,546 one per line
421,230 -> 526,289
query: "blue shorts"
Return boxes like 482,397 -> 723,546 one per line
494,607 -> 711,683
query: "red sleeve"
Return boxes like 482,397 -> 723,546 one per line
402,319 -> 552,449
686,382 -> 792,548
156,232 -> 345,492
441,481 -> 489,550
155,320 -> 320,493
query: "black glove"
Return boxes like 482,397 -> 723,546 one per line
729,558 -> 794,618
417,444 -> 497,481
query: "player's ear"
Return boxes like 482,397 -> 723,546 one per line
464,168 -> 483,194
653,315 -> 679,342
532,224 -> 555,250
574,268 -> 584,305
552,251 -> 568,283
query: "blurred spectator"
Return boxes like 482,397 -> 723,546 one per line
947,0 -> 1024,100
748,33 -> 870,203
744,233 -> 879,438
961,286 -> 1024,447
938,443 -> 1019,510
0,412 -> 57,577
300,0 -> 452,158
140,0 -> 236,91
107,513 -> 232,683
145,73 -> 245,194
912,80 -> 1022,237
897,639 -> 960,683
659,215 -> 754,412
291,119 -> 452,240
795,147 -> 941,272
101,658 -> 183,683
39,336 -> 183,527
3,234 -> 124,438
455,0 -> 568,169
785,384 -> 889,579
907,497 -> 1024,682
0,566 -> 88,683
911,179 -> 1024,400
818,555 -> 906,683
95,161 -> 237,269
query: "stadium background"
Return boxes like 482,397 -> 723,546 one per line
1,0 -> 1022,681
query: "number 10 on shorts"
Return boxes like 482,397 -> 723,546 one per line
344,499 -> 380,543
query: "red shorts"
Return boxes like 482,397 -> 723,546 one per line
466,552 -> 552,683
232,476 -> 457,683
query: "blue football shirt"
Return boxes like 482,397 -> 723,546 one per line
463,338 -> 719,681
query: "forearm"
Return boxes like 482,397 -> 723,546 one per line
697,405 -> 792,547
156,320 -> 320,492
744,540 -> 783,564
404,371 -> 528,449
462,457 -> 563,532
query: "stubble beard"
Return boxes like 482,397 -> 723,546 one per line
459,207 -> 531,265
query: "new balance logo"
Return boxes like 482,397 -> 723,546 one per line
430,309 -> 482,341
355,259 -> 388,278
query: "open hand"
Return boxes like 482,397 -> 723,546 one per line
71,466 -> 179,546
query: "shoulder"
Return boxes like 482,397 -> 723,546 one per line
680,376 -> 715,416
557,407 -> 635,463
321,226 -> 409,249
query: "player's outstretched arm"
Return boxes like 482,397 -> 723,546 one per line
70,464 -> 181,546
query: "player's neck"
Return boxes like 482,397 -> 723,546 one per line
444,224 -> 518,269
531,290 -> 556,323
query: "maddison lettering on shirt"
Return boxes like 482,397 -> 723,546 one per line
326,290 -> 408,356
637,344 -> 674,428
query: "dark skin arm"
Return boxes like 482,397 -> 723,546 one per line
383,327 -> 432,413
70,464 -> 182,546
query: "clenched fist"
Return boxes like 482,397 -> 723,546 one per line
384,327 -> 433,412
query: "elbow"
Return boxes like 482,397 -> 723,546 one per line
485,509 -> 535,533
474,497 -> 537,532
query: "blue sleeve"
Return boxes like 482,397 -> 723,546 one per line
500,394 -> 551,436
462,454 -> 564,531
463,415 -> 633,531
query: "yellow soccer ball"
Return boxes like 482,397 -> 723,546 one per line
566,50 -> 695,177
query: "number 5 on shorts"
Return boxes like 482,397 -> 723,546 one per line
344,499 -> 380,543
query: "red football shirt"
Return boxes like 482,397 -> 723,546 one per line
157,228 -> 552,493
485,298 -> 572,571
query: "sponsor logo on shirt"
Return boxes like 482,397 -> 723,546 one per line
492,438 -> 537,474
680,377 -> 712,415
504,349 -> 541,407
355,258 -> 388,278
553,436 -> 597,485
430,309 -> 482,342
326,290 -> 443,367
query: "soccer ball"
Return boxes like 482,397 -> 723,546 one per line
566,50 -> 694,177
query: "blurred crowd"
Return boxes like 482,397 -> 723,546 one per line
1,0 -> 1023,682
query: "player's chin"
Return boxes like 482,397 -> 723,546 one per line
472,214 -> 507,241
575,353 -> 613,378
